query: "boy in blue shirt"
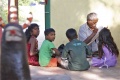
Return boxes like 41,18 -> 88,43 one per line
58,28 -> 92,71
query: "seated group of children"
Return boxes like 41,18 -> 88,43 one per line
25,23 -> 119,71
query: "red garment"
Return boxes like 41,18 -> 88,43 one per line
27,43 -> 40,66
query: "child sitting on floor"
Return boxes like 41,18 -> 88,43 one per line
39,28 -> 60,67
92,28 -> 119,68
25,23 -> 40,66
58,28 -> 92,71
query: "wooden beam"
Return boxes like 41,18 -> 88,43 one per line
8,0 -> 10,23
8,0 -> 18,23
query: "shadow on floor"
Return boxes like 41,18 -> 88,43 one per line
30,58 -> 120,80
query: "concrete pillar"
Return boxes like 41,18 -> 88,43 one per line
0,27 -> 2,44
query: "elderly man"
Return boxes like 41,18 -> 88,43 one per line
78,12 -> 103,53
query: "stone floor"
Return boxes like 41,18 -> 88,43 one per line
30,58 -> 120,80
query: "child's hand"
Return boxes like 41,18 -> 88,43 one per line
51,54 -> 56,58
52,48 -> 61,56
86,55 -> 92,58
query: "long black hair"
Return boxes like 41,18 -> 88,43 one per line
98,28 -> 119,58
25,23 -> 39,42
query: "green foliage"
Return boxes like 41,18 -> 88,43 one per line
18,0 -> 40,6
0,0 -> 40,24
18,0 -> 31,6
0,0 -> 8,23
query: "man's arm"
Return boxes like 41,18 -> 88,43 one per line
84,28 -> 98,44
87,26 -> 104,45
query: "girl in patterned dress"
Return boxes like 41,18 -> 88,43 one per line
25,23 -> 40,66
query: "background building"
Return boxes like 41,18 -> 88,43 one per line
50,0 -> 120,58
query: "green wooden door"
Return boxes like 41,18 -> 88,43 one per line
45,0 -> 50,29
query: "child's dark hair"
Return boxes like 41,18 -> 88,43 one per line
44,28 -> 55,36
25,23 -> 39,42
98,28 -> 119,58
66,28 -> 77,40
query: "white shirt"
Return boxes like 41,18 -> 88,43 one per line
78,23 -> 103,52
